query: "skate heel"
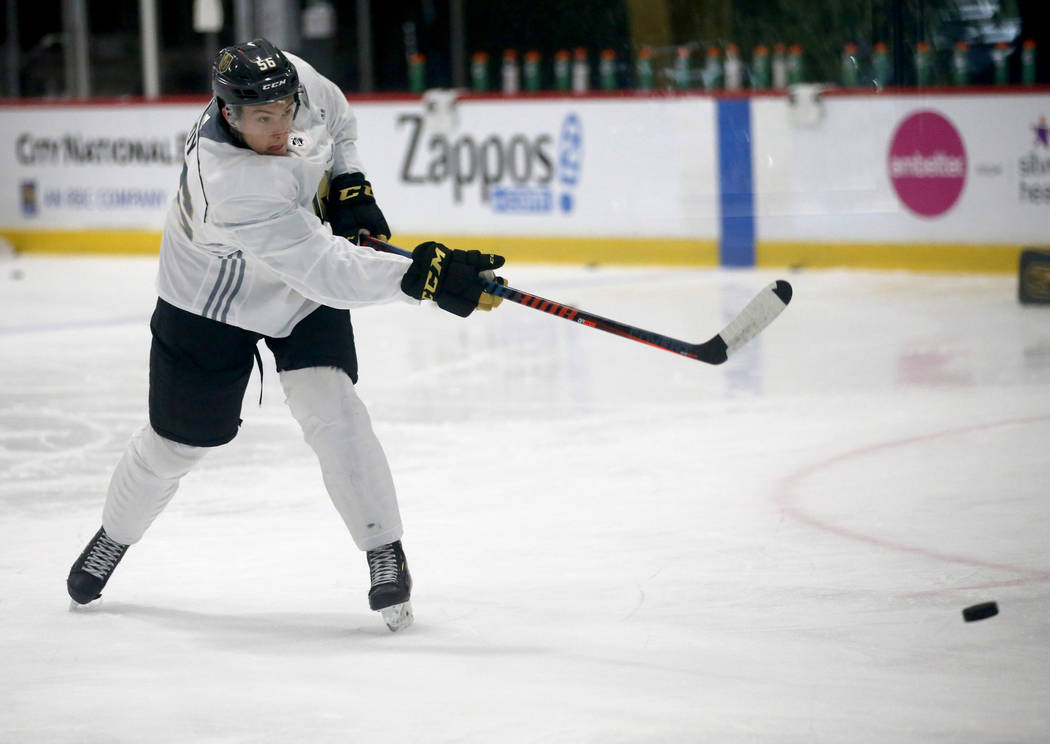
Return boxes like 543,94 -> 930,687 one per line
380,601 -> 414,632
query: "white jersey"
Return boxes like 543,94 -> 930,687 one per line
157,53 -> 412,338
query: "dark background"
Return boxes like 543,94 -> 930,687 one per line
3,0 -> 1047,98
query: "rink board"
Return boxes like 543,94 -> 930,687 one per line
0,89 -> 1047,271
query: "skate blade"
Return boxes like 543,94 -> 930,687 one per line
379,601 -> 413,632
68,597 -> 101,612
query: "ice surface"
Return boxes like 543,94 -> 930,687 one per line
2,256 -> 1048,743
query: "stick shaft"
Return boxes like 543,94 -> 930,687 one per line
361,236 -> 787,365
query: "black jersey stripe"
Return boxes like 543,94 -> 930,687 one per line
196,104 -> 215,224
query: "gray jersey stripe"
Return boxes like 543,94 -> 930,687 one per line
219,255 -> 246,323
202,257 -> 230,318
210,252 -> 241,321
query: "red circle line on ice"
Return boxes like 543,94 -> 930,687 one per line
775,414 -> 1050,598
888,110 -> 968,218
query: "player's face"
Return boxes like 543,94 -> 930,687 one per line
229,98 -> 296,155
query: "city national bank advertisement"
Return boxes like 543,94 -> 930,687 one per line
7,105 -> 190,229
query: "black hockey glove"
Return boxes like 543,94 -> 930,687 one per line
401,241 -> 506,318
326,172 -> 391,242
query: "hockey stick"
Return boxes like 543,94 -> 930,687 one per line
362,235 -> 792,365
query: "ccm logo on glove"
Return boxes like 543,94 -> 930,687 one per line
336,183 -> 373,201
326,172 -> 390,242
402,241 -> 506,318
422,244 -> 447,300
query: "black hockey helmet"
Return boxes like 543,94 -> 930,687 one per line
211,38 -> 299,108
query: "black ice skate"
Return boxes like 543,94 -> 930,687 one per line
67,527 -> 129,607
366,540 -> 413,631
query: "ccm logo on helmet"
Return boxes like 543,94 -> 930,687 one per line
262,81 -> 287,90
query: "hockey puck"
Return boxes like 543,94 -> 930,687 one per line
962,601 -> 998,622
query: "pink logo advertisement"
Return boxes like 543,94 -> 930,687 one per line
888,111 -> 967,218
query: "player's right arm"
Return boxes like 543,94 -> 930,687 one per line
211,163 -> 409,309
210,166 -> 502,317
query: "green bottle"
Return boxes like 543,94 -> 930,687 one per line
524,50 -> 541,92
751,45 -> 770,89
915,41 -> 932,87
705,47 -> 723,90
841,43 -> 859,87
674,46 -> 690,89
787,45 -> 804,85
1022,40 -> 1037,85
636,47 -> 653,90
409,53 -> 425,93
471,52 -> 489,92
993,42 -> 1009,85
554,50 -> 571,91
952,41 -> 969,86
872,42 -> 891,87
600,49 -> 616,90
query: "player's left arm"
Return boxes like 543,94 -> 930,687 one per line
294,54 -> 390,242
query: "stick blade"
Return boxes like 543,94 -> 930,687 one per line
694,280 -> 792,364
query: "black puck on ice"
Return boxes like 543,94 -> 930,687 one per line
962,602 -> 998,622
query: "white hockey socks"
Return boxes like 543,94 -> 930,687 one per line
102,425 -> 208,545
280,366 -> 403,551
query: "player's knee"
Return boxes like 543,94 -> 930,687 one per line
280,366 -> 369,439
131,425 -> 208,480
281,366 -> 362,418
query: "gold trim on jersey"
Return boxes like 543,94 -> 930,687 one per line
313,169 -> 332,222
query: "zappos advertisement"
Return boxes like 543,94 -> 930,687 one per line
356,96 -> 720,239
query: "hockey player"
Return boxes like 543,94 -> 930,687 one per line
66,39 -> 505,631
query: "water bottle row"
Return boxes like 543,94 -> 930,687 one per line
404,40 -> 1040,94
